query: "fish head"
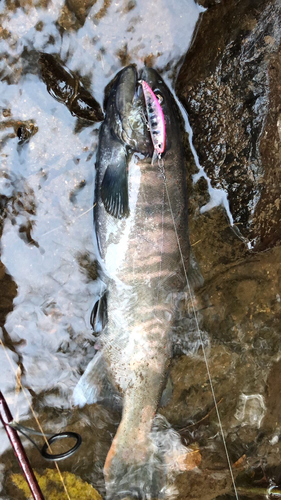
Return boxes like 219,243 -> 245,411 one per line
105,65 -> 153,155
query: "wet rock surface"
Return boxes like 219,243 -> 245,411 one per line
172,1 -> 281,490
0,1 -> 281,499
176,0 -> 281,251
162,240 -> 281,498
39,53 -> 104,122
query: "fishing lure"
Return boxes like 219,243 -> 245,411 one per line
139,80 -> 166,162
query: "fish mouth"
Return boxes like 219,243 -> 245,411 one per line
139,67 -> 165,102
103,63 -> 137,110
104,65 -> 166,149
138,67 -> 157,87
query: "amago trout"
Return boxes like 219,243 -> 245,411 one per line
74,65 -> 203,499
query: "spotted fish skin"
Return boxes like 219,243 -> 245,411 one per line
140,79 -> 165,156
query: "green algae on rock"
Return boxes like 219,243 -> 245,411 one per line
12,469 -> 103,500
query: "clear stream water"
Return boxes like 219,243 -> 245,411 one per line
1,1 -> 280,499
0,0 -> 203,439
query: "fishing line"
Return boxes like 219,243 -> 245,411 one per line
156,182 -> 165,303
31,203 -> 96,242
158,156 -> 240,500
0,338 -> 72,500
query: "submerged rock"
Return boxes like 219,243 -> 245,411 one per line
176,0 -> 281,251
162,244 -> 281,499
39,53 -> 104,123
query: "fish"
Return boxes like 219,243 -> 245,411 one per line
39,53 -> 104,123
74,65 -> 203,499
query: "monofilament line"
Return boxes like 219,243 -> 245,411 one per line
29,203 -> 96,243
159,159 -> 239,500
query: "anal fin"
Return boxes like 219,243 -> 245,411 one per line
73,352 -> 104,407
73,351 -> 122,409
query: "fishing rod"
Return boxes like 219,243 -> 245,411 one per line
0,390 -> 82,499
0,390 -> 45,500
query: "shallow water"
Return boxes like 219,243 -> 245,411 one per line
0,1 -> 280,499
0,0 -> 202,416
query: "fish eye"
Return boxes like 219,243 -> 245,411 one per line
154,89 -> 164,104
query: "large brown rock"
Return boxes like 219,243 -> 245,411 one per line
176,0 -> 281,250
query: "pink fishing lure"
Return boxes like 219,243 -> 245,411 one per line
140,80 -> 166,156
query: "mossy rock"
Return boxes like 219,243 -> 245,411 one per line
12,468 -> 103,500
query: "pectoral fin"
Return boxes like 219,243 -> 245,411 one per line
90,291 -> 108,334
101,147 -> 129,219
